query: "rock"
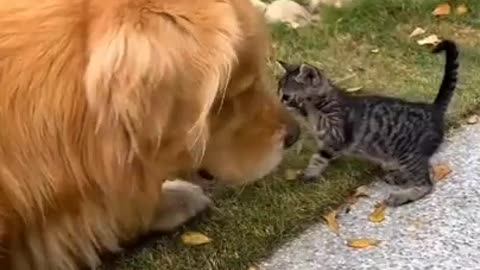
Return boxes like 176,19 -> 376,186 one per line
250,0 -> 268,13
265,0 -> 313,29
466,115 -> 479,125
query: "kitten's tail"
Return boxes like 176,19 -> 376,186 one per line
432,39 -> 459,113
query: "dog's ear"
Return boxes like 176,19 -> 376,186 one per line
84,24 -> 161,131
84,4 -> 240,152
277,60 -> 297,73
296,63 -> 321,86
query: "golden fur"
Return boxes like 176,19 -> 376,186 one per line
0,0 -> 299,269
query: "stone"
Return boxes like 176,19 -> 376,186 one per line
264,0 -> 313,29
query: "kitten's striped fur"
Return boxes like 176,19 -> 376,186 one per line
278,40 -> 459,206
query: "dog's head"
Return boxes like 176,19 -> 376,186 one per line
85,0 -> 300,186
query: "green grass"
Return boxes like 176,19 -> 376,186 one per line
106,0 -> 480,269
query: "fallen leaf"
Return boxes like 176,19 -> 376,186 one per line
346,86 -> 363,92
181,231 -> 212,246
334,73 -> 356,84
369,202 -> 387,223
466,115 -> 479,125
347,239 -> 381,249
295,140 -> 304,154
455,4 -> 469,15
354,185 -> 370,198
417,34 -> 441,46
344,185 -> 370,211
409,27 -> 426,38
432,163 -> 452,181
432,3 -> 451,16
323,210 -> 340,235
285,169 -> 299,180
370,48 -> 379,53
345,195 -> 359,206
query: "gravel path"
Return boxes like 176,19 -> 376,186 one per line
261,122 -> 480,270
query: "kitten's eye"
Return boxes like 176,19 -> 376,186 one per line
281,93 -> 292,102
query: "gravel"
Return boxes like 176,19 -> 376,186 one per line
261,122 -> 480,270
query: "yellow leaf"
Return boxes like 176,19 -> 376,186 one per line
432,3 -> 451,16
181,231 -> 212,246
432,163 -> 452,181
346,86 -> 363,92
323,210 -> 340,235
409,27 -> 426,38
369,202 -> 387,223
455,4 -> 469,15
285,169 -> 298,181
417,34 -> 441,46
347,239 -> 381,249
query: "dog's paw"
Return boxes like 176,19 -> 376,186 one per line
151,180 -> 213,231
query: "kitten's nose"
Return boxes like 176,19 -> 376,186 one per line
284,121 -> 300,148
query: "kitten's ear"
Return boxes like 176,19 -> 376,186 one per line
277,60 -> 297,73
296,64 -> 321,86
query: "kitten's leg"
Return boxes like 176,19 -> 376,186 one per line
151,180 -> 213,231
299,150 -> 335,182
384,159 -> 433,207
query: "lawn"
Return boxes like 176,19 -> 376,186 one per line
105,0 -> 480,269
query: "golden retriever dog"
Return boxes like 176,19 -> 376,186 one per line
0,0 -> 300,269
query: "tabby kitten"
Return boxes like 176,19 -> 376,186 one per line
277,40 -> 459,206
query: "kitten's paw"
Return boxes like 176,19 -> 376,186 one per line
385,193 -> 412,207
298,173 -> 319,183
385,184 -> 433,207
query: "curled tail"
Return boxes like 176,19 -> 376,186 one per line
432,39 -> 459,113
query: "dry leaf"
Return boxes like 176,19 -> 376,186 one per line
323,210 -> 340,235
181,231 -> 212,246
345,185 -> 370,211
409,27 -> 426,38
369,202 -> 387,223
347,239 -> 381,249
285,169 -> 298,180
346,86 -> 363,92
455,4 -> 469,15
466,115 -> 479,125
417,34 -> 441,46
354,185 -> 370,198
432,163 -> 452,181
295,140 -> 304,154
432,3 -> 451,16
345,195 -> 359,206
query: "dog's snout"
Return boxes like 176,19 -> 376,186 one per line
284,121 -> 300,149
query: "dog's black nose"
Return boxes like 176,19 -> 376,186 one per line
198,169 -> 214,180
